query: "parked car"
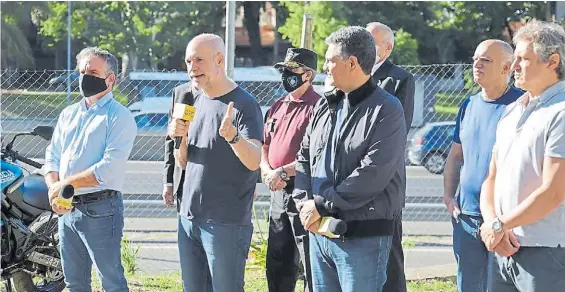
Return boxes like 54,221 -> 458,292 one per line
407,121 -> 456,174
48,71 -> 80,90
133,111 -> 169,131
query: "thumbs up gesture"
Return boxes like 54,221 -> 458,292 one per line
219,102 -> 237,141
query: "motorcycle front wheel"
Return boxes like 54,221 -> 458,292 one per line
11,271 -> 65,292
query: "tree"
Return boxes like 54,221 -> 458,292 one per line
38,1 -> 224,71
339,1 -> 441,64
340,1 -> 547,64
427,1 -> 546,62
1,1 -> 48,69
389,29 -> 420,65
278,1 -> 347,70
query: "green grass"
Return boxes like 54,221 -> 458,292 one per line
408,277 -> 457,292
402,239 -> 417,248
434,104 -> 459,115
435,92 -> 469,107
1,90 -> 130,118
77,270 -> 455,292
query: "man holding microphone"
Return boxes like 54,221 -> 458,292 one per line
167,33 -> 264,292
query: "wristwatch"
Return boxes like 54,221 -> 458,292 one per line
491,217 -> 503,233
279,166 -> 289,181
228,131 -> 240,144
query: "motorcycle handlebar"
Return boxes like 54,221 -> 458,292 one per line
13,153 -> 43,169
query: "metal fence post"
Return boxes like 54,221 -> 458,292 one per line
225,1 -> 236,79
301,13 -> 313,51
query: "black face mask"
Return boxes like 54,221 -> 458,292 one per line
79,74 -> 109,97
281,70 -> 306,93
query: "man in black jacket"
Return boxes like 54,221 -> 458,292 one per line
367,22 -> 415,292
294,26 -> 407,292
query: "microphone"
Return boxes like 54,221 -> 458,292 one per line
171,91 -> 196,149
317,217 -> 348,239
54,184 -> 75,210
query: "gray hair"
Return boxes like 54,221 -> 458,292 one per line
366,22 -> 395,48
75,47 -> 119,76
325,26 -> 376,75
303,66 -> 317,82
513,21 -> 565,80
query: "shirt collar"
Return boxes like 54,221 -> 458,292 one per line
325,77 -> 377,107
537,81 -> 565,104
520,81 -> 565,107
371,61 -> 384,75
80,91 -> 114,111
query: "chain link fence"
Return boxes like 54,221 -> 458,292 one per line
1,64 -> 475,273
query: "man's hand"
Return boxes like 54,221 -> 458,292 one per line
264,168 -> 286,191
168,118 -> 189,139
298,200 -> 321,230
493,230 -> 521,257
48,181 -> 72,215
173,136 -> 188,169
305,218 -> 322,234
48,181 -> 63,204
162,185 -> 174,208
443,196 -> 461,222
219,102 -> 237,142
480,220 -> 504,251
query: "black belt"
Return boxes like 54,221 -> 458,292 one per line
73,190 -> 118,204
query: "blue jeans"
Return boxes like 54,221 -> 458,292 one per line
58,194 -> 128,292
452,214 -> 489,292
177,216 -> 253,292
309,233 -> 392,292
490,246 -> 565,291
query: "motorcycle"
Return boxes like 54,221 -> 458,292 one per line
1,125 -> 69,292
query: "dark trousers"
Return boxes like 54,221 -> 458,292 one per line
266,186 -> 312,292
382,213 -> 407,292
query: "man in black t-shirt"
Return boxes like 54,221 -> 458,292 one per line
168,33 -> 264,292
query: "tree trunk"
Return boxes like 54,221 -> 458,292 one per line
243,1 -> 264,66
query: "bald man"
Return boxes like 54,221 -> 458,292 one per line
167,33 -> 264,292
366,22 -> 415,130
443,40 -> 523,292
366,22 -> 415,292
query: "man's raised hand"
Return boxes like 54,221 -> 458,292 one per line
219,102 -> 237,141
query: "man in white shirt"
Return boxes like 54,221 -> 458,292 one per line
480,20 -> 565,291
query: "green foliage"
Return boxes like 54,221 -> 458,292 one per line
38,1 -> 224,70
0,1 -> 48,68
247,205 -> 268,271
121,236 -> 141,275
278,1 -> 347,70
389,29 -> 420,65
340,1 -> 546,64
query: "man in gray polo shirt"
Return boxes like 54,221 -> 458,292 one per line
479,21 -> 565,291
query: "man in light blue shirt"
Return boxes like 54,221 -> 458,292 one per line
44,47 -> 137,292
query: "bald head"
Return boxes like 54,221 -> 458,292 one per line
366,22 -> 395,64
476,39 -> 514,62
473,39 -> 515,87
185,33 -> 228,91
366,22 -> 395,48
186,33 -> 225,57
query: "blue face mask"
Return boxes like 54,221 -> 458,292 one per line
79,74 -> 109,97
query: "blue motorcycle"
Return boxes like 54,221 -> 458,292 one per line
1,126 -> 69,292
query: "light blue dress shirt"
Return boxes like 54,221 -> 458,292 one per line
45,92 -> 137,195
